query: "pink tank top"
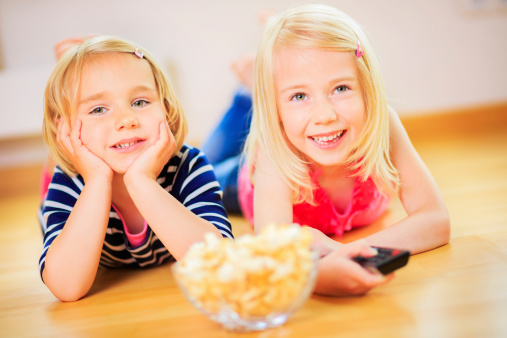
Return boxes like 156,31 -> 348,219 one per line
237,164 -> 389,237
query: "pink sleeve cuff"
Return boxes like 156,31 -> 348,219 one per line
111,204 -> 148,248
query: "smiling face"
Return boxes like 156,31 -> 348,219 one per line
73,52 -> 167,174
274,46 -> 366,171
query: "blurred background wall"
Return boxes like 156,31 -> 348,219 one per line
0,0 -> 506,168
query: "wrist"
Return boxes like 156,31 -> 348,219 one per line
79,164 -> 113,184
82,170 -> 113,183
123,171 -> 155,191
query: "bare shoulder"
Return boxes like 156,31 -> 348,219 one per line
253,148 -> 288,192
252,148 -> 293,229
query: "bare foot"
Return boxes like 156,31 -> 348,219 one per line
230,52 -> 255,91
54,36 -> 95,60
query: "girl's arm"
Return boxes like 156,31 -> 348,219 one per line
253,148 -> 391,296
252,148 -> 293,231
42,177 -> 112,301
124,122 -> 226,260
254,149 -> 342,256
360,108 -> 451,253
42,120 -> 113,301
254,150 -> 342,257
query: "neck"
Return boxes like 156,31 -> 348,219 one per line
111,173 -> 132,207
110,172 -> 145,234
311,163 -> 353,181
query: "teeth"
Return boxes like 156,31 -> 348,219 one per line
115,141 -> 137,149
311,131 -> 343,144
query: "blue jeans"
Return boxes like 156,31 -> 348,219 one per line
201,88 -> 252,213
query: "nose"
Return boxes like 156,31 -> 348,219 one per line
313,98 -> 337,125
114,109 -> 139,130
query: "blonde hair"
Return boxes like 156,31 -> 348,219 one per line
42,35 -> 187,175
244,4 -> 399,203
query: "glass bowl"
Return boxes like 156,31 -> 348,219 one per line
171,252 -> 318,332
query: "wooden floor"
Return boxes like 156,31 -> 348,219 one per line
1,104 -> 507,337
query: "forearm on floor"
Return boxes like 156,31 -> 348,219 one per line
126,177 -> 222,260
43,180 -> 112,301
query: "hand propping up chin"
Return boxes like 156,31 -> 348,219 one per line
57,119 -> 113,183
124,121 -> 176,184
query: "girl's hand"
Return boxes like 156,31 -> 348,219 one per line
124,121 -> 176,183
314,241 -> 394,296
306,226 -> 343,258
57,119 -> 113,183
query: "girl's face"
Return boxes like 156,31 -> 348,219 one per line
73,53 -> 167,174
274,46 -> 366,170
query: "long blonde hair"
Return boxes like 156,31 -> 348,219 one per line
244,4 -> 399,203
42,35 -> 187,176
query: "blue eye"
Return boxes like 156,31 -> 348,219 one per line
90,107 -> 106,115
334,85 -> 349,94
133,99 -> 148,108
291,93 -> 307,101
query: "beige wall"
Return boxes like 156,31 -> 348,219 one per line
0,0 -> 506,166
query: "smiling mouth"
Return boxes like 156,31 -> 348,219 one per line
113,140 -> 141,149
310,130 -> 345,145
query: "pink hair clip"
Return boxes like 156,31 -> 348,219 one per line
134,47 -> 144,59
355,40 -> 363,58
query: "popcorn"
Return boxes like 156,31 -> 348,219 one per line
173,223 -> 316,318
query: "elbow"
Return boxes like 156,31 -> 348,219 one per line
55,292 -> 86,302
43,271 -> 89,302
49,288 -> 88,302
49,283 -> 89,302
435,208 -> 451,246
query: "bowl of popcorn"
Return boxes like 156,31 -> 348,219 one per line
172,223 -> 318,332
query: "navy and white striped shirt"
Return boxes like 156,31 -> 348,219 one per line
39,144 -> 233,279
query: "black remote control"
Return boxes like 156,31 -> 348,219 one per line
352,247 -> 410,275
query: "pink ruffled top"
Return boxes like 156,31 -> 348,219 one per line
237,164 -> 389,237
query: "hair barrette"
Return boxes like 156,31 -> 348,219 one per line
355,40 -> 363,58
134,47 -> 144,59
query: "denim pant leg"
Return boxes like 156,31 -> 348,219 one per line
201,88 -> 252,165
212,155 -> 242,213
201,89 -> 252,213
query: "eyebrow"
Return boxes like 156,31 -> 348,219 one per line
278,76 -> 357,94
78,85 -> 157,106
78,92 -> 106,106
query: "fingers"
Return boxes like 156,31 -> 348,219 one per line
323,242 -> 393,294
160,120 -> 176,156
57,119 -> 73,156
126,120 -> 176,180
154,122 -> 170,155
336,240 -> 378,259
57,119 -> 86,161
318,255 -> 393,296
343,259 -> 393,293
379,273 -> 395,285
158,121 -> 169,144
69,119 -> 83,150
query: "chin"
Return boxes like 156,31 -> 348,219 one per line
308,153 -> 348,168
110,162 -> 135,175
112,154 -> 143,174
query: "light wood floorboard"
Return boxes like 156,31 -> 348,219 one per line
1,104 -> 506,337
